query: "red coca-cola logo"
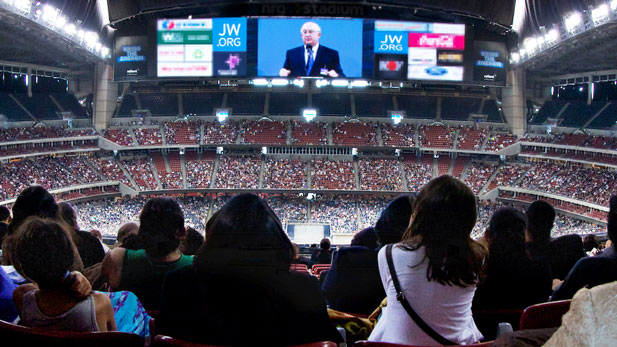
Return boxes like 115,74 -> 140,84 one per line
408,33 -> 465,50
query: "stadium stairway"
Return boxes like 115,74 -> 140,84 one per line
180,154 -> 188,189
149,159 -> 162,190
353,161 -> 360,190
199,124 -> 205,145
128,128 -> 139,147
209,157 -> 220,189
286,120 -> 293,145
452,128 -> 460,150
326,123 -> 334,145
480,166 -> 501,195
479,133 -> 491,151
306,160 -> 313,189
376,125 -> 384,146
117,160 -> 140,191
459,159 -> 473,180
399,161 -> 409,191
258,159 -> 265,189
583,101 -> 613,128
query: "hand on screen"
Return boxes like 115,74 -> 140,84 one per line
327,70 -> 339,78
279,68 -> 291,77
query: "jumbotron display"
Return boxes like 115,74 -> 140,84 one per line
148,17 -> 499,82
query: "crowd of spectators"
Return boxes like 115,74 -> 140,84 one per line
0,140 -> 98,158
262,159 -> 307,189
517,161 -> 617,207
102,129 -> 134,147
133,127 -> 162,146
484,133 -> 517,151
64,192 -> 606,242
0,126 -> 96,142
403,159 -> 433,191
241,120 -> 287,145
203,121 -> 238,144
418,125 -> 455,148
310,195 -> 358,233
358,158 -> 403,191
185,159 -> 214,189
456,126 -> 487,151
332,122 -> 378,146
290,121 -> 328,145
311,159 -> 355,190
164,122 -> 200,145
215,155 -> 261,189
121,157 -> 158,191
381,123 -> 416,147
463,162 -> 498,195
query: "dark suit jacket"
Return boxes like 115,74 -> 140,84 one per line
282,45 -> 345,77
321,246 -> 384,314
551,246 -> 617,301
157,265 -> 342,346
527,234 -> 586,280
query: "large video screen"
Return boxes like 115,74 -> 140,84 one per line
257,18 -> 363,78
371,21 -> 465,81
157,18 -> 247,77
151,17 -> 498,84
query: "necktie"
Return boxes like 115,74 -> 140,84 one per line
306,48 -> 314,76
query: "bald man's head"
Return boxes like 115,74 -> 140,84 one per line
301,22 -> 321,47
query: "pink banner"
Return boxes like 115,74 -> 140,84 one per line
408,33 -> 465,50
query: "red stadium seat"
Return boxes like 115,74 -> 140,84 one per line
0,319 -> 144,347
290,263 -> 310,274
311,264 -> 331,276
518,300 -> 571,330
153,335 -> 339,347
354,340 -> 493,346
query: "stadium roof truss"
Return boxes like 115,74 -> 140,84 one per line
0,6 -> 102,68
519,19 -> 617,76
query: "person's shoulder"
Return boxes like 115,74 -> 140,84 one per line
552,234 -> 583,247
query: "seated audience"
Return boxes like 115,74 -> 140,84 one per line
179,227 -> 204,256
311,238 -> 332,265
368,175 -> 485,345
157,193 -> 342,346
526,200 -> 586,280
113,222 -> 139,248
321,195 -> 414,315
101,197 -> 192,310
58,202 -> 105,268
12,217 -> 116,332
0,205 -> 9,248
0,266 -> 18,322
2,186 -> 84,272
551,196 -> 617,301
473,207 -> 552,310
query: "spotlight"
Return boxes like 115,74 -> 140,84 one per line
303,109 -> 317,122
564,12 -> 582,32
511,52 -> 520,63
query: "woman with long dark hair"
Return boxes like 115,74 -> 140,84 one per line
473,207 -> 552,309
157,193 -> 341,346
368,175 -> 486,345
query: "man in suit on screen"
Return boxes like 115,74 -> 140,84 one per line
279,22 -> 345,78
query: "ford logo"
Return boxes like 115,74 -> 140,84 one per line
425,66 -> 448,76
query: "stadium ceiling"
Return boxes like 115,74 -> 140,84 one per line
522,20 -> 617,77
103,0 -> 516,31
0,7 -> 100,69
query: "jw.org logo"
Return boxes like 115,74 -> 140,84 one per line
161,20 -> 176,30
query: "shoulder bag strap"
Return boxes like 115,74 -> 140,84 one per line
385,244 -> 456,346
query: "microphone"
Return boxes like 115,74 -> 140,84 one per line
306,44 -> 313,52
